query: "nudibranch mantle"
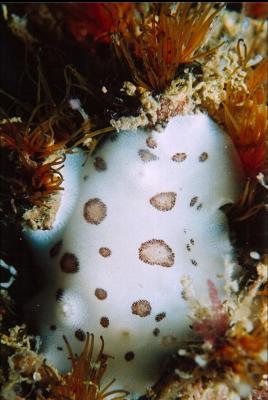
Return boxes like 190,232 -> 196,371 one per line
25,114 -> 244,396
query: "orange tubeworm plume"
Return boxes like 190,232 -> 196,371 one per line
114,3 -> 223,92
50,333 -> 128,400
223,58 -> 268,178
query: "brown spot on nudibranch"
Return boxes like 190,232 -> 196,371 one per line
94,156 -> 107,171
83,198 -> 107,225
197,203 -> 203,210
50,324 -> 57,331
190,196 -> 198,207
139,239 -> 175,267
60,253 -> 79,273
125,351 -> 135,361
186,244 -> 191,252
155,312 -> 166,322
56,288 -> 64,301
99,247 -> 111,257
146,137 -> 157,149
199,152 -> 208,162
138,149 -> 158,162
172,152 -> 187,162
50,240 -> 63,258
153,328 -> 160,336
110,134 -> 118,142
150,192 -> 177,211
191,259 -> 198,266
75,329 -> 86,341
131,300 -> 152,317
100,317 -> 109,328
95,288 -> 108,300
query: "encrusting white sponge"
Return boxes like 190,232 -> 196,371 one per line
25,114 -> 244,396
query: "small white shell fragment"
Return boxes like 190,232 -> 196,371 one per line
250,251 -> 261,260
194,355 -> 208,367
33,372 -> 41,381
25,114 -> 244,396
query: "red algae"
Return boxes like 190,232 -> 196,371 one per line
62,3 -> 134,44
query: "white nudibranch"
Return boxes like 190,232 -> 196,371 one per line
24,114 -> 244,396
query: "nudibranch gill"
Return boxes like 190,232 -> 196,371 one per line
25,114 -> 244,396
